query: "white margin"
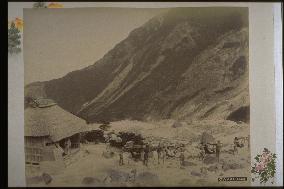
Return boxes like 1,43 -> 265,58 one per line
274,3 -> 283,186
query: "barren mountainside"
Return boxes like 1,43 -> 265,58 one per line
25,7 -> 249,123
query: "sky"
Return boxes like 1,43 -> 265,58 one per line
23,7 -> 167,85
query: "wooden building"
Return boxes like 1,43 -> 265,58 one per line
24,98 -> 88,176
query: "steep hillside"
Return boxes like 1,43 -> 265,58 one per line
25,7 -> 249,123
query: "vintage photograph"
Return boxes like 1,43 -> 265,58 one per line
23,6 -> 250,186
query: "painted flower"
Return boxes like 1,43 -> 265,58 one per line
8,18 -> 23,31
255,162 -> 265,172
260,152 -> 272,164
252,148 -> 277,184
260,157 -> 268,164
47,3 -> 64,8
14,17 -> 23,31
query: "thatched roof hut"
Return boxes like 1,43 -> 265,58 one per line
24,98 -> 89,176
25,99 -> 88,142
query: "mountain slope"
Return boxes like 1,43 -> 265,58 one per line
25,7 -> 249,123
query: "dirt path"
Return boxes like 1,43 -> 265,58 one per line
28,119 -> 251,187
45,142 -> 250,187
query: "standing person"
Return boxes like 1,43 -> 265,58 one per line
119,150 -> 124,166
151,146 -> 158,165
233,137 -> 244,155
140,148 -> 145,164
179,150 -> 185,167
64,140 -> 68,155
67,138 -> 71,154
208,140 -> 222,162
214,141 -> 222,163
157,143 -> 162,164
64,138 -> 71,155
125,151 -> 132,165
162,146 -> 167,164
233,137 -> 239,155
144,144 -> 150,167
247,135 -> 250,149
199,145 -> 205,161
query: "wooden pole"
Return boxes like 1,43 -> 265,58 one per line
248,135 -> 250,149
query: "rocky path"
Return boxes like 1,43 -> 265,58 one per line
45,141 -> 250,187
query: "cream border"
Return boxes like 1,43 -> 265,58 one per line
8,2 -> 281,186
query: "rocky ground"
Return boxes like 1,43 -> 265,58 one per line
27,119 -> 251,187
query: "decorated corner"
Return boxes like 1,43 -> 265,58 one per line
8,2 -> 64,55
8,18 -> 22,55
251,148 -> 277,185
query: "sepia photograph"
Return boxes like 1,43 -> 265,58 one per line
22,6 -> 251,187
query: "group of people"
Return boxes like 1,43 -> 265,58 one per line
117,135 -> 250,168
197,135 -> 250,163
118,142 -> 186,167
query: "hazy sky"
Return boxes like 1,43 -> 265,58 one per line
24,7 -> 167,85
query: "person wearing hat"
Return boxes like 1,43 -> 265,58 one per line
157,143 -> 163,164
119,150 -> 124,166
215,140 -> 222,162
179,150 -> 185,167
233,137 -> 245,155
144,144 -> 150,167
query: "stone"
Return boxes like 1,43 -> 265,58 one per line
107,169 -> 129,183
229,163 -> 242,169
82,177 -> 102,186
42,173 -> 52,185
26,176 -> 43,185
222,162 -> 243,171
200,167 -> 207,175
183,161 -> 196,166
203,155 -> 217,164
179,179 -> 194,186
136,172 -> 160,186
207,165 -> 218,172
191,171 -> 201,177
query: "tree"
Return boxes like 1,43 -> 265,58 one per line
8,22 -> 21,54
33,2 -> 47,8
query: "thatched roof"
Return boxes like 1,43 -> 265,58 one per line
34,98 -> 57,108
25,100 -> 88,142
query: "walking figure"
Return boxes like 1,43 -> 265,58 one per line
160,146 -> 166,164
179,150 -> 185,167
215,141 -> 222,162
157,143 -> 162,164
140,148 -> 145,163
119,151 -> 124,166
199,144 -> 205,161
233,137 -> 245,155
143,145 -> 150,167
